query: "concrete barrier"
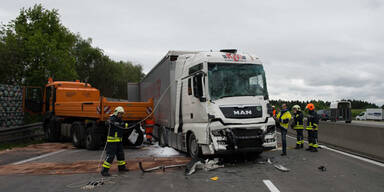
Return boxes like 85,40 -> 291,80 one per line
287,121 -> 384,162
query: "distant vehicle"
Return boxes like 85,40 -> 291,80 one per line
330,101 -> 352,123
356,108 -> 383,121
317,109 -> 330,121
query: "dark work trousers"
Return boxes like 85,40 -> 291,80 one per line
295,129 -> 304,144
280,127 -> 287,154
105,142 -> 125,168
307,130 -> 314,147
313,130 -> 318,148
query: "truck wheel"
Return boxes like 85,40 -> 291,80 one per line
44,117 -> 60,142
188,133 -> 201,159
346,120 -> 351,123
85,126 -> 100,150
72,122 -> 84,148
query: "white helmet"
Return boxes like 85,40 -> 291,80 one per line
112,106 -> 125,116
292,105 -> 301,111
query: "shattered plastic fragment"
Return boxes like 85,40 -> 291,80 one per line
185,158 -> 224,176
210,176 -> 219,181
318,166 -> 326,172
274,164 -> 290,172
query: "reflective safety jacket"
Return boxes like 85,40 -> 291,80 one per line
293,111 -> 304,129
306,110 -> 319,130
277,110 -> 292,129
107,115 -> 125,142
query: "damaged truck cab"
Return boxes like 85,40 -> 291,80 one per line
137,49 -> 276,158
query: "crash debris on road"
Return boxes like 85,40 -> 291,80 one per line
185,158 -> 224,176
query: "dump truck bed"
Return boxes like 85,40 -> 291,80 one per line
47,81 -> 153,121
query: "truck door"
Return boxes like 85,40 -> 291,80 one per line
183,73 -> 208,123
23,86 -> 43,114
44,86 -> 56,114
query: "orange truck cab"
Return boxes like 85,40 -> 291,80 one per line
25,78 -> 153,149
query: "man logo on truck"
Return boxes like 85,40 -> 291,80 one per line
234,110 -> 252,115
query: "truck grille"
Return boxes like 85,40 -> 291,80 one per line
236,139 -> 263,148
220,106 -> 262,119
228,128 -> 264,149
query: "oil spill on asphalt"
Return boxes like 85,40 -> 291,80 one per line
0,157 -> 191,175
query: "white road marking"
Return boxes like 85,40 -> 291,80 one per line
319,145 -> 384,168
283,133 -> 384,168
263,180 -> 280,192
12,149 -> 67,165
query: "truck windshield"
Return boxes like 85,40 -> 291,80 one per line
208,63 -> 268,100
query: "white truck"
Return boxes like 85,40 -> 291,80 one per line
356,108 -> 383,121
130,49 -> 276,158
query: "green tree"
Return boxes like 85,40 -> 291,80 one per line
72,36 -> 144,99
1,4 -> 144,99
0,4 -> 78,86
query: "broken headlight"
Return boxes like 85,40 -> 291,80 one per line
211,129 -> 225,136
266,125 -> 275,134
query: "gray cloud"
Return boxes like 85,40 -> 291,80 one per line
1,0 -> 383,105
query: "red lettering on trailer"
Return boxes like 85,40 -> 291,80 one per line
233,54 -> 240,61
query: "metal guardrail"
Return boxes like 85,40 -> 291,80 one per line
0,122 -> 44,143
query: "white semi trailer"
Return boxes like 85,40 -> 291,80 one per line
134,49 -> 276,158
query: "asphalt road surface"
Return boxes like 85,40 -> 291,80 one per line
0,135 -> 383,192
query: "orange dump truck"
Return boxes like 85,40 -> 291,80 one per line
24,78 -> 153,149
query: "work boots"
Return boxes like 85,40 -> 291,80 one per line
311,147 -> 318,152
118,165 -> 129,172
300,144 -> 304,148
306,146 -> 313,151
100,167 -> 111,177
294,144 -> 301,149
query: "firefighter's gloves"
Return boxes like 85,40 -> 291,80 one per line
282,119 -> 289,124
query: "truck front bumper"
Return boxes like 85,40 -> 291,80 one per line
202,127 -> 265,155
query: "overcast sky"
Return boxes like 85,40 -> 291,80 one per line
1,0 -> 383,105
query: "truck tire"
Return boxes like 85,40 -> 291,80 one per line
44,117 -> 60,142
85,124 -> 100,150
188,133 -> 201,159
72,122 -> 84,148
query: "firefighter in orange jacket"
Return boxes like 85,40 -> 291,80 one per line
272,105 -> 276,117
